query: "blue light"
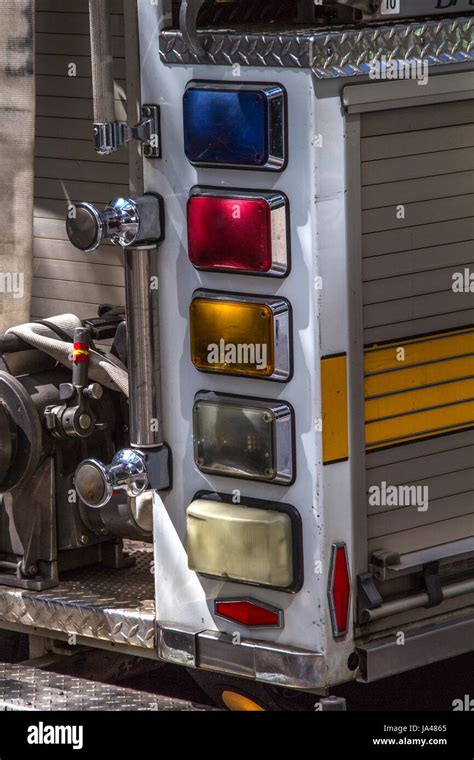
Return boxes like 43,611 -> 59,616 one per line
183,85 -> 269,167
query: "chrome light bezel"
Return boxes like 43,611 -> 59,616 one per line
183,81 -> 287,171
189,288 -> 293,382
193,391 -> 295,484
187,186 -> 290,277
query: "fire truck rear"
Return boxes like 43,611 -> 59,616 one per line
0,0 -> 472,711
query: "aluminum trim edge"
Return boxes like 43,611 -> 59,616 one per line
357,614 -> 474,682
157,624 -> 326,689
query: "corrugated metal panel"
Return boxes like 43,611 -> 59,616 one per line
362,172 -> 474,209
367,514 -> 473,556
361,98 -> 474,343
361,98 -> 474,562
363,194 -> 474,234
368,491 -> 474,538
33,2 -> 126,321
363,241 -> 474,280
360,101 -> 474,137
361,124 -> 474,162
362,148 -> 474,186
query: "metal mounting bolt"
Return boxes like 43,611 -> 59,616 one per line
79,414 -> 92,430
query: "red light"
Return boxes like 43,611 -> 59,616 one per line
187,190 -> 288,276
215,599 -> 282,627
329,544 -> 351,637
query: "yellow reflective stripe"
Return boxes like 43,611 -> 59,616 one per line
366,400 -> 474,449
365,327 -> 474,374
365,356 -> 474,398
321,354 -> 348,464
364,327 -> 474,450
365,378 -> 474,421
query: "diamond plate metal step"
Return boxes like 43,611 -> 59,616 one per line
0,663 -> 215,711
0,544 -> 156,651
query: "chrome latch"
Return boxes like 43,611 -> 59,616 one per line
93,104 -> 160,157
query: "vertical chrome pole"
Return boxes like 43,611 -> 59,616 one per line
124,246 -> 164,449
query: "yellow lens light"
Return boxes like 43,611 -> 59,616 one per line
189,290 -> 291,381
222,691 -> 266,711
186,497 -> 299,589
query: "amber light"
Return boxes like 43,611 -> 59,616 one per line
190,298 -> 272,376
221,692 -> 266,711
189,291 -> 291,381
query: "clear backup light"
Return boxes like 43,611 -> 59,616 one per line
187,188 -> 289,276
183,82 -> 286,170
186,495 -> 302,590
189,290 -> 292,381
193,392 -> 295,484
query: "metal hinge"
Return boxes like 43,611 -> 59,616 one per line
93,104 -> 160,158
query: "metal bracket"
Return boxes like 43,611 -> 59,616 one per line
335,0 -> 375,11
142,444 -> 172,491
93,104 -> 160,158
179,0 -> 206,57
421,561 -> 444,609
357,572 -> 383,624
369,549 -> 401,582
319,696 -> 347,711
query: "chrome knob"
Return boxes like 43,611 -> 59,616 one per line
75,449 -> 149,508
66,194 -> 163,252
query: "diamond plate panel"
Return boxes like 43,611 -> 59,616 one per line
159,16 -> 474,77
0,545 -> 156,650
0,663 -> 214,710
